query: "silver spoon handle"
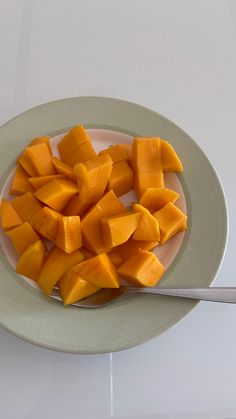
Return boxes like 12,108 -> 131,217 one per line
127,287 -> 236,303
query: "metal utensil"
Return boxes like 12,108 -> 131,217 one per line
50,286 -> 236,308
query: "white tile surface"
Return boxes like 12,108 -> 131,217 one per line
0,0 -> 236,417
0,328 -> 111,419
112,300 -> 236,416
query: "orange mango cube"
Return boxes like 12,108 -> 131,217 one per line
0,199 -> 22,231
108,160 -> 133,196
99,144 -> 129,162
62,194 -> 90,216
116,238 -> 158,262
74,154 -> 113,206
132,203 -> 160,241
34,179 -> 78,211
60,270 -> 99,305
120,143 -> 132,163
161,140 -> 183,172
153,202 -> 187,244
55,216 -> 82,253
52,157 -> 76,181
23,143 -> 56,176
72,253 -> 119,288
11,192 -> 43,222
81,190 -> 127,254
80,248 -> 95,260
132,138 -> 164,198
16,240 -> 46,282
29,174 -> 65,190
38,246 -> 84,295
6,222 -> 40,255
118,250 -> 164,286
17,153 -> 37,177
140,188 -> 179,212
135,172 -> 164,198
10,166 -> 34,195
108,248 -> 123,268
102,211 -> 140,249
30,136 -> 52,154
58,125 -> 97,166
31,207 -> 62,241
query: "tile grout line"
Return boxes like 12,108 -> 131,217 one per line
109,352 -> 114,417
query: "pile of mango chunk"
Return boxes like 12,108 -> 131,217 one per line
0,125 -> 187,305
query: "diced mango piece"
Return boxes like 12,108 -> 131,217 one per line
132,137 -> 162,172
74,163 -> 89,188
11,192 -> 43,222
132,203 -> 160,241
38,247 -> 84,295
18,139 -> 53,176
10,165 -> 34,195
31,207 -> 62,241
99,144 -> 129,162
81,206 -> 101,253
58,125 -> 97,166
120,143 -> 132,164
0,199 -> 22,231
18,153 -> 37,177
108,161 -> 133,196
73,253 -> 119,288
34,179 -> 78,211
118,250 -> 164,286
62,194 -> 90,216
117,238 -> 158,262
74,154 -> 112,206
16,240 -> 46,282
161,140 -> 183,172
60,269 -> 99,305
80,248 -> 95,260
108,249 -> 123,268
153,202 -> 187,244
133,138 -> 164,197
102,211 -> 140,249
30,136 -> 52,154
135,172 -> 164,198
29,174 -> 65,190
55,216 -> 82,253
24,143 -> 56,176
140,188 -> 179,212
6,222 -> 40,255
81,190 -> 127,254
52,157 -> 76,181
